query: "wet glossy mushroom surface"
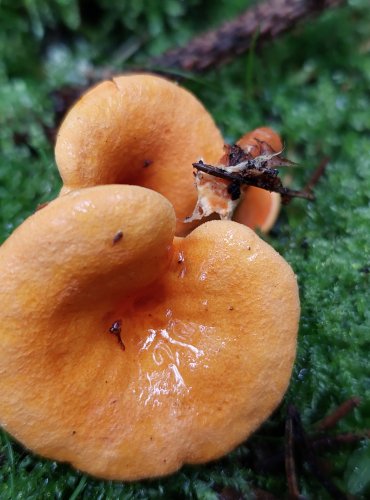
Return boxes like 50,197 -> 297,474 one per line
0,185 -> 299,480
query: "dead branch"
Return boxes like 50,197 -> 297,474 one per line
314,397 -> 361,432
150,0 -> 345,72
47,0 -> 346,128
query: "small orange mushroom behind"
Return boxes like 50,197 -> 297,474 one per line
237,126 -> 283,155
0,184 -> 299,480
187,127 -> 282,232
233,127 -> 282,232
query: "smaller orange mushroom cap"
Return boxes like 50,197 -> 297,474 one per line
0,184 -> 299,480
237,126 -> 283,155
234,127 -> 283,233
187,127 -> 282,232
55,74 -> 225,236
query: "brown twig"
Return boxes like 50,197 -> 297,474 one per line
48,0 -> 345,126
150,0 -> 345,72
192,160 -> 315,202
289,406 -> 347,500
312,431 -> 370,451
254,430 -> 369,475
303,156 -> 330,195
314,397 -> 361,432
246,398 -> 365,498
285,407 -> 302,499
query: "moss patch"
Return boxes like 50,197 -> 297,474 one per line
0,0 -> 369,497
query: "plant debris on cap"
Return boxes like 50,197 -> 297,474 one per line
187,138 -> 314,225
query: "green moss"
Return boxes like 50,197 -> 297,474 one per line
0,0 -> 369,497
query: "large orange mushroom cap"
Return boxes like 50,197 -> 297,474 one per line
55,74 -> 225,236
0,184 -> 299,480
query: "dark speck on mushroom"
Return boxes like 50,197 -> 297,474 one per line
109,320 -> 125,351
112,231 -> 123,245
143,159 -> 153,168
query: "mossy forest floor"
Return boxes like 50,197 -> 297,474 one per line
0,1 -> 369,498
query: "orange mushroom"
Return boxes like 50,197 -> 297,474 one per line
0,184 -> 299,480
55,74 -> 281,235
237,126 -> 283,155
187,127 -> 282,232
55,73 -> 224,236
234,127 -> 282,232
